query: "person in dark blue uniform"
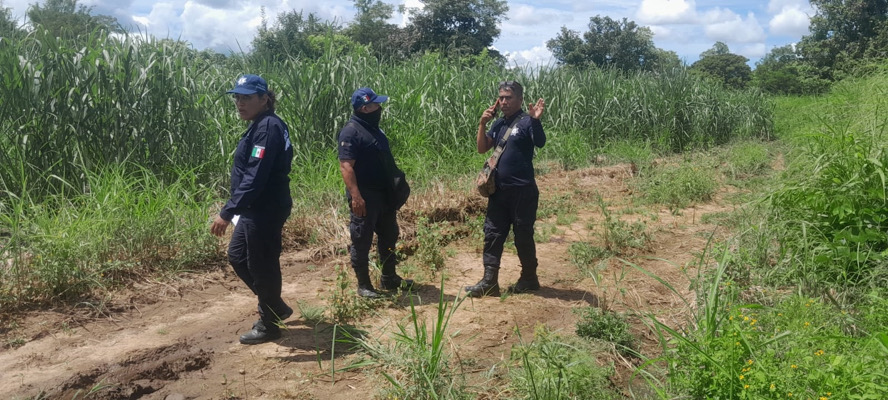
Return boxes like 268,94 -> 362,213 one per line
337,87 -> 413,298
465,81 -> 546,297
211,74 -> 294,344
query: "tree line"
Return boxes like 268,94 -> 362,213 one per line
1,0 -> 886,95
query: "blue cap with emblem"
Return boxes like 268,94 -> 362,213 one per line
227,74 -> 268,95
351,87 -> 388,110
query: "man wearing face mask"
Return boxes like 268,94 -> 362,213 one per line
337,87 -> 414,298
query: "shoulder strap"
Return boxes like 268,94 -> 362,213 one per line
487,116 -> 523,169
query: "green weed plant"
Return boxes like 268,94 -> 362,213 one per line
510,325 -> 618,400
354,276 -> 467,399
574,307 -> 636,356
634,161 -> 719,212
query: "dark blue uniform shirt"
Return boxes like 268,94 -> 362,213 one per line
337,114 -> 392,191
486,110 -> 546,188
220,110 -> 293,221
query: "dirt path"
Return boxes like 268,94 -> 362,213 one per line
0,163 -> 737,399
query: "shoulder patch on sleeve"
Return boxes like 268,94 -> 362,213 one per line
251,146 -> 265,159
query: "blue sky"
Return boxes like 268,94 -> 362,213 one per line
2,0 -> 815,66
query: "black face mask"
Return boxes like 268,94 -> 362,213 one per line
357,107 -> 383,127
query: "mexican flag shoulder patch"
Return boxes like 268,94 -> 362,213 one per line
251,146 -> 265,159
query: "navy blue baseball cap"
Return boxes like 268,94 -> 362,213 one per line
227,74 -> 268,95
351,87 -> 388,110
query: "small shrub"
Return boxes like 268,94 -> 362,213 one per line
296,300 -> 326,325
599,197 -> 649,254
510,325 -> 618,399
415,217 -> 446,271
568,242 -> 610,270
328,264 -> 378,324
574,307 -> 635,355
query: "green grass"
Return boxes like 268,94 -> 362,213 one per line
634,69 -> 888,399
574,307 -> 636,356
351,277 -> 467,399
0,28 -> 774,310
633,160 -> 719,211
0,164 -> 219,310
509,325 -> 618,400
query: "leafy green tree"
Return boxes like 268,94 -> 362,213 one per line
346,0 -> 396,46
344,0 -> 409,60
404,0 -> 508,57
690,43 -> 751,89
27,0 -> 121,38
797,0 -> 888,78
649,48 -> 683,70
754,45 -> 830,95
252,9 -> 362,62
700,41 -> 730,58
546,15 -> 661,72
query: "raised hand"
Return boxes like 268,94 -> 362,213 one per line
480,99 -> 500,125
527,98 -> 545,120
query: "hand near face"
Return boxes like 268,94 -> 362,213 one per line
480,99 -> 500,125
527,98 -> 545,120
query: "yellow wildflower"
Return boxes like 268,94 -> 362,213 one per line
791,364 -> 797,369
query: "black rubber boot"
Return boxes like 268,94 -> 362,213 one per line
354,266 -> 381,298
508,265 -> 540,294
239,320 -> 281,345
380,274 -> 415,291
260,300 -> 293,322
464,265 -> 500,297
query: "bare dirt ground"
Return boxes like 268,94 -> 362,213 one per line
0,162 -> 740,399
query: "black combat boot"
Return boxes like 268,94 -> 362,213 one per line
380,274 -> 415,291
260,300 -> 293,322
508,264 -> 540,294
239,320 -> 281,345
354,265 -> 381,298
380,266 -> 415,292
464,265 -> 500,297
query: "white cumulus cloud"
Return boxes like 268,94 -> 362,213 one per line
636,0 -> 696,24
769,6 -> 810,36
504,44 -> 554,69
704,11 -> 766,43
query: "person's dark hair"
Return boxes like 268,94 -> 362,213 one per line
498,80 -> 523,99
262,89 -> 277,113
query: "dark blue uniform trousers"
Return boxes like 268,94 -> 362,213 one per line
483,184 -> 539,270
349,189 -> 399,277
228,208 -> 290,323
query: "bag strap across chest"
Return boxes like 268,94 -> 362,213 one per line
487,116 -> 523,169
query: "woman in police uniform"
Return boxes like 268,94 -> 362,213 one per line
210,74 -> 294,344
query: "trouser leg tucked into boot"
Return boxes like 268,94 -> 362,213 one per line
380,260 -> 414,291
353,265 -> 381,298
464,265 -> 500,297
508,264 -> 540,294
